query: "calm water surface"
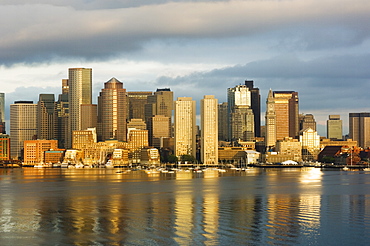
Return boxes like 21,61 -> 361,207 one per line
1,167 -> 370,245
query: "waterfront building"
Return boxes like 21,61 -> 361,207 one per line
218,102 -> 228,141
44,150 -> 65,164
23,139 -> 58,166
227,85 -> 254,142
37,94 -> 57,140
112,148 -> 129,166
127,129 -> 149,163
299,114 -> 316,131
97,78 -> 127,142
127,91 -> 152,121
68,68 -> 92,148
147,115 -> 171,148
245,150 -> 261,164
320,138 -> 357,149
349,113 -> 370,148
265,89 -> 276,148
218,147 -> 248,163
201,95 -> 218,165
10,101 -> 37,159
0,134 -> 10,161
72,128 -> 97,150
275,137 -> 302,162
245,80 -> 261,137
174,97 -> 196,159
273,91 -> 299,139
299,128 -> 320,161
327,115 -> 343,140
140,147 -> 160,165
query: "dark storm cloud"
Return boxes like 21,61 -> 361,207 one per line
1,0 -> 370,65
156,53 -> 370,112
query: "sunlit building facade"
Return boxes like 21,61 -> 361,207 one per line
37,94 -> 57,140
174,97 -> 196,158
10,101 -> 37,159
327,115 -> 342,140
349,113 -> 370,148
98,78 -> 127,141
201,95 -> 218,164
68,68 -> 92,148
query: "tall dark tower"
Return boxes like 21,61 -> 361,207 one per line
245,80 -> 261,137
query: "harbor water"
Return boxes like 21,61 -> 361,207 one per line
1,167 -> 370,245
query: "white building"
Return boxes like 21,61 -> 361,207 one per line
299,127 -> 320,161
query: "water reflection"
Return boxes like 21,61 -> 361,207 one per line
0,168 -> 370,245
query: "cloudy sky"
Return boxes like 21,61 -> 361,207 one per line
1,0 -> 370,136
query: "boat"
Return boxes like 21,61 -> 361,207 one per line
342,166 -> 349,171
75,163 -> 84,169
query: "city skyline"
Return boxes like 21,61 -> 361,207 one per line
1,1 -> 370,136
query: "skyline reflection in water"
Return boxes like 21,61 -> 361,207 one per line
1,168 -> 370,245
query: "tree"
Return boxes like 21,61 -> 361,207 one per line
180,155 -> 195,163
167,155 -> 178,163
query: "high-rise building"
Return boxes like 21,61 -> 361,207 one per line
231,106 -> 254,141
56,79 -> 69,149
145,88 -> 173,121
10,101 -> 37,159
349,113 -> 370,148
81,104 -> 97,130
148,115 -> 171,148
0,92 -> 4,123
68,68 -> 92,148
273,91 -> 299,139
227,85 -> 254,141
97,77 -> 127,141
265,89 -> 276,148
327,115 -> 342,140
201,95 -> 218,165
299,114 -> 316,131
174,97 -> 196,158
218,102 -> 228,141
37,94 -> 57,140
127,91 -> 152,121
245,80 -> 261,137
0,93 -> 5,134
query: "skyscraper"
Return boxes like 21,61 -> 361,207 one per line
127,91 -> 152,121
145,88 -> 173,121
0,93 -> 5,134
201,95 -> 218,164
299,114 -> 316,131
10,101 -> 37,159
273,91 -> 299,139
227,85 -> 254,142
327,115 -> 342,140
0,92 -> 4,123
56,79 -> 69,149
265,89 -> 276,148
174,97 -> 196,158
148,115 -> 171,148
245,80 -> 261,137
218,102 -> 228,141
349,113 -> 370,148
37,94 -> 56,140
97,77 -> 127,141
68,68 -> 92,148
